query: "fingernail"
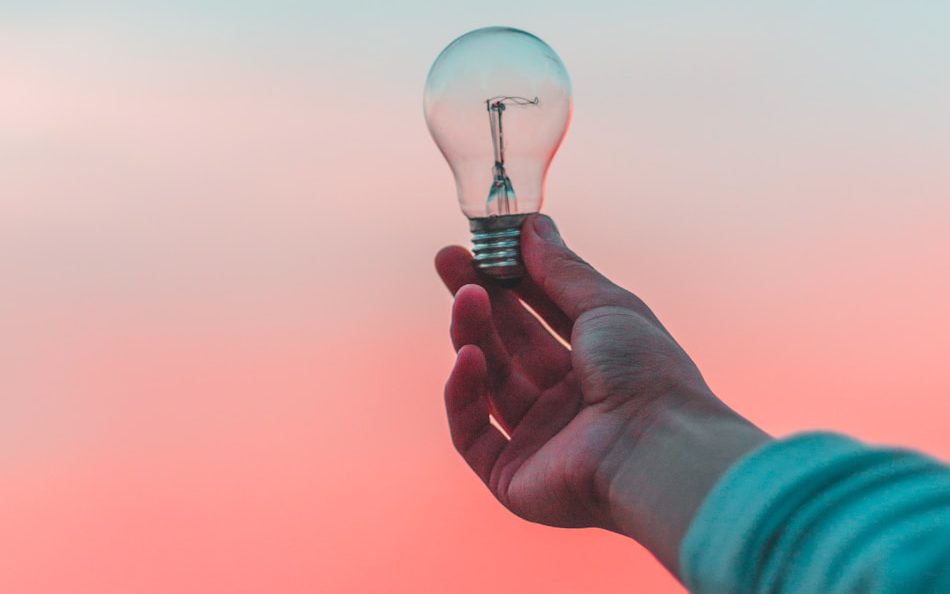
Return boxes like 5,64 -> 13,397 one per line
532,216 -> 562,245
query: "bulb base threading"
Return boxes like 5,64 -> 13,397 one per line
469,214 -> 529,283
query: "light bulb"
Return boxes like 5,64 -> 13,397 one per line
424,26 -> 572,281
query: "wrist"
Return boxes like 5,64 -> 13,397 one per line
597,392 -> 770,576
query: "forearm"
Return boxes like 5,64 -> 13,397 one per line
599,393 -> 771,576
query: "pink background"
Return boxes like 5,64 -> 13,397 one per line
3,3 -> 949,592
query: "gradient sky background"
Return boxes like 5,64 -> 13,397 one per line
3,2 -> 950,592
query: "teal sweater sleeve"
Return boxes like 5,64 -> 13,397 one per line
680,432 -> 950,594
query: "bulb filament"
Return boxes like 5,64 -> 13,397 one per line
486,96 -> 539,216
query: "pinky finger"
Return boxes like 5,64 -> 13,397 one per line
444,344 -> 508,485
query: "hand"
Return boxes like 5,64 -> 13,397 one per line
437,215 -> 768,573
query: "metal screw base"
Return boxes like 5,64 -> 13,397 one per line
469,214 -> 529,283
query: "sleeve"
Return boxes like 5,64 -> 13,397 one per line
679,432 -> 950,594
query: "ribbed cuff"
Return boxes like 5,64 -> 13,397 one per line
679,432 -> 866,594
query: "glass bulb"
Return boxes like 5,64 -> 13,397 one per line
424,26 -> 572,281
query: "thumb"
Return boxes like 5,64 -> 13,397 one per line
521,215 -> 651,323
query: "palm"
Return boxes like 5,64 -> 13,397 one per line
499,371 -> 616,529
437,244 -> 688,530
